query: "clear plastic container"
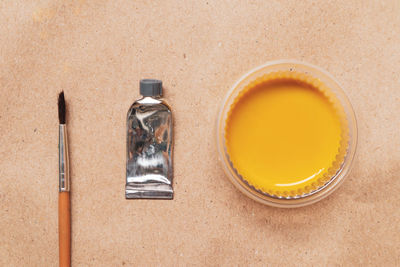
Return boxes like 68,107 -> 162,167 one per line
216,60 -> 357,208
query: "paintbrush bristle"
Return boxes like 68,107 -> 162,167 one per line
58,91 -> 66,124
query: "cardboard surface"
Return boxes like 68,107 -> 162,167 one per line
1,1 -> 399,266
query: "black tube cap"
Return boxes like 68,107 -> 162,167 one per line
140,79 -> 162,97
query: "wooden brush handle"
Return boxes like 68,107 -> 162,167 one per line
59,192 -> 71,267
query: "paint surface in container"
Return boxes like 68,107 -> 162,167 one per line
225,72 -> 348,197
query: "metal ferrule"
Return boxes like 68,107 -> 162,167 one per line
59,124 -> 70,192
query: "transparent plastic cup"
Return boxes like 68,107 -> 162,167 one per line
216,60 -> 357,208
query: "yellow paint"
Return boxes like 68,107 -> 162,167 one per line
225,72 -> 347,197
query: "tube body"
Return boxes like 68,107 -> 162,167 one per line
125,97 -> 173,199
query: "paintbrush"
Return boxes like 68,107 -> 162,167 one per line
58,92 -> 71,267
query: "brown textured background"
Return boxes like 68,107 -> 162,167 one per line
1,0 -> 400,266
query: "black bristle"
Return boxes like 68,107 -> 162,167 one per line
58,91 -> 66,124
